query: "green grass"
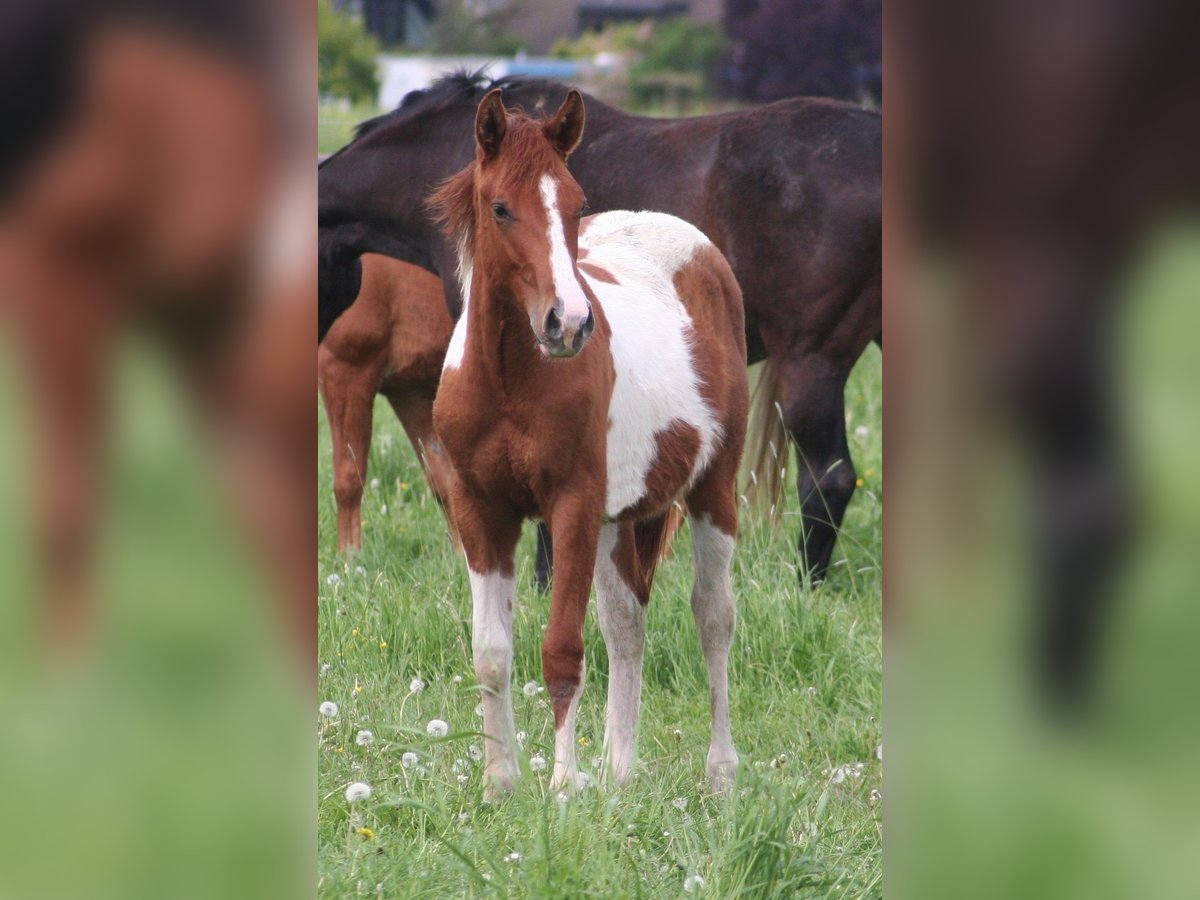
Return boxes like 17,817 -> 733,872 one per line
317,349 -> 882,898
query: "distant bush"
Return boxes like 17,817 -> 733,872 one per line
628,20 -> 726,108
553,19 -> 727,111
318,0 -> 381,105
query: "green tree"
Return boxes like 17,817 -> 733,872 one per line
318,0 -> 381,104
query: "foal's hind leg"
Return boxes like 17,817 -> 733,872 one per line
595,521 -> 648,786
686,474 -> 740,795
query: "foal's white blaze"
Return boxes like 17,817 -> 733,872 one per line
469,567 -> 519,792
576,211 -> 724,516
594,523 -> 646,785
539,174 -> 591,323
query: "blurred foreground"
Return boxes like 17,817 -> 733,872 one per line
0,2 -> 313,897
891,1 -> 1200,896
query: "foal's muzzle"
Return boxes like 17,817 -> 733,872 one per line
539,301 -> 593,358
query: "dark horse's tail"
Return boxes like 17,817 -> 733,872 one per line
743,359 -> 789,523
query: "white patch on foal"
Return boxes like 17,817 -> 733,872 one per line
577,211 -> 724,517
469,567 -> 519,793
594,523 -> 646,785
539,174 -> 592,324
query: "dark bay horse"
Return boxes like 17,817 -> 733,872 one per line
429,88 -> 748,796
319,71 -> 881,585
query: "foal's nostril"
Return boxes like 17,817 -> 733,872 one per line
544,307 -> 563,339
581,305 -> 594,338
572,328 -> 584,352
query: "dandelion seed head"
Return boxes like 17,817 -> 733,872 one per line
325,573 -> 342,587
401,751 -> 418,768
504,852 -> 521,863
410,678 -> 426,693
320,663 -> 332,675
516,731 -> 528,747
474,703 -> 483,717
684,874 -> 705,892
355,565 -> 368,577
426,719 -> 449,737
672,797 -> 687,810
529,754 -> 547,772
380,504 -> 388,515
319,701 -> 339,718
355,730 -> 374,746
468,744 -> 482,761
452,675 -> 463,684
344,782 -> 372,803
522,681 -> 541,697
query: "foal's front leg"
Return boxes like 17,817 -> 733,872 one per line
543,494 -> 602,791
454,494 -> 523,798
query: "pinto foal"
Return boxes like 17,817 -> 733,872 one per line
429,89 -> 749,796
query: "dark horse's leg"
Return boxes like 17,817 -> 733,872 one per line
779,356 -> 859,583
534,520 -> 553,592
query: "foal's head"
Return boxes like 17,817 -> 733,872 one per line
431,88 -> 594,358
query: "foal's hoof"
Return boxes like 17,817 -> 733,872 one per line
706,754 -> 738,797
482,766 -> 518,802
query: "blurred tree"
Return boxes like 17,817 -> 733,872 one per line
319,0 -> 381,104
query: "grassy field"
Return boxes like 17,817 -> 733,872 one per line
316,349 -> 883,898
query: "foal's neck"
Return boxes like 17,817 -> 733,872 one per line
460,262 -> 538,391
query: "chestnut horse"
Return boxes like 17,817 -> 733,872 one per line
319,254 -> 457,550
429,89 -> 749,796
319,72 -> 881,586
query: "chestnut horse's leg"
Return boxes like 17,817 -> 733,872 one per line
317,349 -> 383,552
451,489 -> 523,798
543,493 -> 602,791
24,294 -> 116,657
386,387 -> 459,535
686,468 -> 741,795
595,521 -> 647,786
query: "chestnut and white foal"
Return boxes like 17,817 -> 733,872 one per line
429,89 -> 748,798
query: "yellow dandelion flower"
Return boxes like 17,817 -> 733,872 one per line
379,641 -> 388,650
353,679 -> 363,696
356,827 -> 375,840
865,468 -> 875,477
399,482 -> 410,490
335,745 -> 345,753
578,736 -> 591,747
351,627 -> 361,638
855,478 -> 864,488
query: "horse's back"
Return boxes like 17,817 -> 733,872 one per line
580,211 -> 747,520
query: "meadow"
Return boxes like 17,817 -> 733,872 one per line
316,348 -> 883,898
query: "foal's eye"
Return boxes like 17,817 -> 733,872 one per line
492,202 -> 512,222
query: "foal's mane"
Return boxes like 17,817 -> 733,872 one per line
425,112 -> 570,257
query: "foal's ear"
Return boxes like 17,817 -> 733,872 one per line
475,88 -> 507,160
546,89 -> 586,158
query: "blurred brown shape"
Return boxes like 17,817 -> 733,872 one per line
897,0 -> 1200,704
0,2 -> 315,663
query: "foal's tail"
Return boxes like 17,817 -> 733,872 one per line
633,510 -> 678,602
743,359 -> 789,525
